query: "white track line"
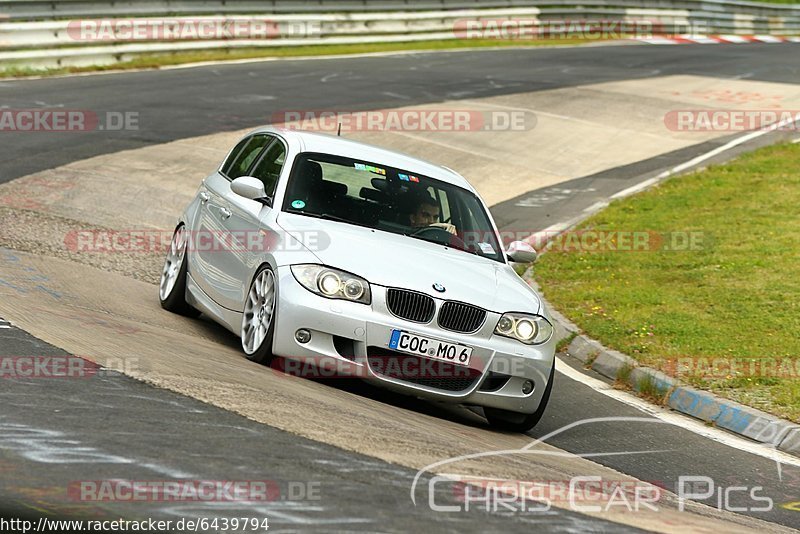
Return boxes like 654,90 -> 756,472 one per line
610,177 -> 659,199
528,119 -> 800,466
555,358 -> 800,470
664,114 -> 800,178
582,200 -> 609,213
529,115 -> 800,250
609,114 -> 800,204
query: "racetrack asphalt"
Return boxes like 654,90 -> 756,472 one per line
0,322 -> 646,533
2,44 -> 800,184
2,44 -> 800,531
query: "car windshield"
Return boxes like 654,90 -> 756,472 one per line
282,152 -> 504,262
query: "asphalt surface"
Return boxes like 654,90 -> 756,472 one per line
0,322 -> 644,533
493,127 -> 800,234
1,44 -> 799,183
2,44 -> 800,531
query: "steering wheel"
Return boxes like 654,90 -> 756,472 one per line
410,226 -> 467,250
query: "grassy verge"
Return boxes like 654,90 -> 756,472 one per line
0,37 -> 611,78
534,142 -> 800,421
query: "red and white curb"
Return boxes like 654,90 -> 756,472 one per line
636,34 -> 800,44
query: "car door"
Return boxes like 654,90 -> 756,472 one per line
216,137 -> 287,310
191,133 -> 274,310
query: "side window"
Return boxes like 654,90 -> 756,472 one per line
220,135 -> 271,180
250,139 -> 287,196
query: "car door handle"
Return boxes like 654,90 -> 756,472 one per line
219,207 -> 232,220
199,191 -> 210,203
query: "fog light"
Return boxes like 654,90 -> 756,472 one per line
521,380 -> 534,395
295,329 -> 312,344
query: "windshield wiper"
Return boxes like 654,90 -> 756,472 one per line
296,212 -> 350,223
318,213 -> 350,223
291,211 -> 371,227
403,231 -> 475,255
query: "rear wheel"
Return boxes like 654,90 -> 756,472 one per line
241,266 -> 277,365
159,225 -> 200,317
484,362 -> 555,433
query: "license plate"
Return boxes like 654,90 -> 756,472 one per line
388,330 -> 473,366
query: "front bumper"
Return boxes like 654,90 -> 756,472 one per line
271,266 -> 556,415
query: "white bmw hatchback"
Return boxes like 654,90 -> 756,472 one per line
160,127 -> 556,432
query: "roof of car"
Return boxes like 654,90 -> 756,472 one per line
251,126 -> 474,191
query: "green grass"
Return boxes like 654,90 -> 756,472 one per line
556,332 -> 577,353
616,363 -> 634,386
534,142 -> 800,421
0,37 -> 609,78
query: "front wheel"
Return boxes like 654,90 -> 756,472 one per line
484,362 -> 555,433
159,225 -> 200,317
241,266 -> 277,365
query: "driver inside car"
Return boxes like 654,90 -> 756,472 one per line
407,192 -> 457,235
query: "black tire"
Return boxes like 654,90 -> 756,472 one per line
241,265 -> 277,365
484,362 -> 555,433
159,225 -> 200,317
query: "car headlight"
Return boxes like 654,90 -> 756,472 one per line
291,264 -> 371,305
494,312 -> 553,345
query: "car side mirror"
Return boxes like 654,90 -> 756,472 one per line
231,176 -> 269,203
506,240 -> 538,264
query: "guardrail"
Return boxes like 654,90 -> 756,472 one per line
1,1 -> 798,70
1,0 -> 798,21
5,1 -> 536,20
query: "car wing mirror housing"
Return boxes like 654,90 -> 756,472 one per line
231,176 -> 269,204
506,240 -> 538,264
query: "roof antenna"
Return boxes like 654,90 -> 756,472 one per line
337,122 -> 342,137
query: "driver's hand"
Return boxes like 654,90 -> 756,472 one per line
429,222 -> 457,235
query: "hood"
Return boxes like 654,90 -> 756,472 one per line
277,213 -> 540,313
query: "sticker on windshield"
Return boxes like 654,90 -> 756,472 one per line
354,163 -> 386,175
291,199 -> 306,209
398,173 -> 410,181
479,242 -> 495,254
409,175 -> 420,183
